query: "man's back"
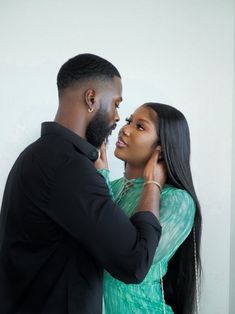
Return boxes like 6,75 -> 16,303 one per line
0,123 -> 104,313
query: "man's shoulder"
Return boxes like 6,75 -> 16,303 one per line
21,134 -> 85,171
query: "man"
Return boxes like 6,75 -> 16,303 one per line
0,53 -> 164,313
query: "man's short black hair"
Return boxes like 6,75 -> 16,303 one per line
57,53 -> 121,94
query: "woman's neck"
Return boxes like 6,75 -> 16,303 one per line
124,163 -> 144,180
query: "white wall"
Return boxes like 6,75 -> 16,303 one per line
0,1 -> 234,313
229,2 -> 235,312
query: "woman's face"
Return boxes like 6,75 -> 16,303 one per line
115,105 -> 159,166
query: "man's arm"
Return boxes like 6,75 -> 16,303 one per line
47,155 -> 162,284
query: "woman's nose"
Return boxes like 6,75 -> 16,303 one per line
122,126 -> 130,137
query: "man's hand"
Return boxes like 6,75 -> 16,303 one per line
143,146 -> 167,188
94,142 -> 109,170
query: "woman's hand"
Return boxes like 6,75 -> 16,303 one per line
94,142 -> 109,170
143,146 -> 167,188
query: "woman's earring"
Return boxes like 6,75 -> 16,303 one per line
88,107 -> 94,113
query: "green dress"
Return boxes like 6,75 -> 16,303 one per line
98,169 -> 195,314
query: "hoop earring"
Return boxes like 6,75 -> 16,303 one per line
88,107 -> 94,113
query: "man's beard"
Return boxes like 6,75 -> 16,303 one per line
86,107 -> 115,148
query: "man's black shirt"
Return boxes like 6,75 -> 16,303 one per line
0,122 -> 161,313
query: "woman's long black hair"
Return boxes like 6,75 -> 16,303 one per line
144,103 -> 202,314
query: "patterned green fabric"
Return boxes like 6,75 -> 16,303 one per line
98,169 -> 195,314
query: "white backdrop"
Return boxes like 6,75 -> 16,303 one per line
230,3 -> 235,311
0,1 -> 234,313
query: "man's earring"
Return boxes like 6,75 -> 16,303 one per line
88,107 -> 94,113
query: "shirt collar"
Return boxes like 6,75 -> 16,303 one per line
41,122 -> 99,161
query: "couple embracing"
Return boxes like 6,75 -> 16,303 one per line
0,53 -> 202,314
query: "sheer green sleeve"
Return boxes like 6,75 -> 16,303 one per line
97,169 -> 114,200
154,188 -> 196,263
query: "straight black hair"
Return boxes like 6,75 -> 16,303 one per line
57,53 -> 121,96
145,102 -> 202,314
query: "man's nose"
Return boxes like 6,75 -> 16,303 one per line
115,111 -> 120,122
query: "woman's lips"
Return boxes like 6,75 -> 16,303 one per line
116,137 -> 128,148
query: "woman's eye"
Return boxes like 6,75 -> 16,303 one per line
115,104 -> 120,109
136,123 -> 144,131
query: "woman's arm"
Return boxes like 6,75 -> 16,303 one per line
154,188 -> 196,263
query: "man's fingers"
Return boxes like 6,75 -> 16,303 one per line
150,146 -> 161,162
99,142 -> 106,157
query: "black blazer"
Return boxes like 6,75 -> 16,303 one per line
0,122 -> 161,314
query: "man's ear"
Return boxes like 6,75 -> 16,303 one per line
84,89 -> 96,111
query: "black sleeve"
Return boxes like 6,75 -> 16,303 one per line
48,156 -> 162,284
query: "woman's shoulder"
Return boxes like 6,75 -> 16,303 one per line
161,184 -> 196,215
162,184 -> 194,201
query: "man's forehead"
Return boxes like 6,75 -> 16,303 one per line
105,77 -> 122,96
112,76 -> 122,95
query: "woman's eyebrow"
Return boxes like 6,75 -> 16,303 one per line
133,116 -> 152,125
130,114 -> 152,126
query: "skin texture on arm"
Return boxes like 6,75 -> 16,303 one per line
136,148 -> 165,219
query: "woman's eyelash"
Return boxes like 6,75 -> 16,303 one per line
137,123 -> 144,130
125,118 -> 144,130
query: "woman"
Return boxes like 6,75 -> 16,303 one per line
96,103 -> 202,314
